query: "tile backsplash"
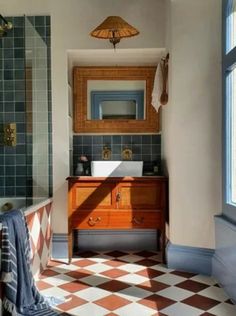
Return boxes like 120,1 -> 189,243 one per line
73,134 -> 161,175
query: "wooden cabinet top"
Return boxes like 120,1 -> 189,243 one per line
66,176 -> 168,182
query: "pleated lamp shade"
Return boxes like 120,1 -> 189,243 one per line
90,16 -> 139,48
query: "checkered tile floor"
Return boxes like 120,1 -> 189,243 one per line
36,251 -> 236,316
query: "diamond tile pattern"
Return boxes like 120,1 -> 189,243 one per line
25,202 -> 53,277
35,251 -> 236,315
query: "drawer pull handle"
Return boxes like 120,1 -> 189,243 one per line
88,217 -> 101,226
132,216 -> 144,225
116,192 -> 121,202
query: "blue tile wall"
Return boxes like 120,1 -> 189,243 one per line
0,15 -> 52,197
73,134 -> 161,175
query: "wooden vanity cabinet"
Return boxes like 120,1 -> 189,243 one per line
67,176 -> 168,263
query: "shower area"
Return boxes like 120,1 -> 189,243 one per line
0,15 -> 52,210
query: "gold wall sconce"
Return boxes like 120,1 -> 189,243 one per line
90,16 -> 139,48
4,123 -> 17,146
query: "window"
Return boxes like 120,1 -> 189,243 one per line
223,0 -> 236,215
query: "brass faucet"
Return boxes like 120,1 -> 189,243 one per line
102,146 -> 111,160
122,148 -> 132,160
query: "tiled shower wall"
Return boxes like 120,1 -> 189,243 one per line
0,16 -> 52,197
73,134 -> 161,175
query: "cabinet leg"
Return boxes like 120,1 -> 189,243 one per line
68,229 -> 73,265
161,231 -> 166,264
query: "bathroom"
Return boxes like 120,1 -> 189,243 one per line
0,0 -> 236,315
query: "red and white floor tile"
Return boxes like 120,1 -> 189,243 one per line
36,251 -> 236,316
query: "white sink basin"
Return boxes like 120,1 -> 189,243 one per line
91,161 -> 143,177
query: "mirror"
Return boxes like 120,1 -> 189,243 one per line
89,86 -> 145,120
73,66 -> 159,133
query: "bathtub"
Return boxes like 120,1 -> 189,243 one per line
0,197 -> 26,212
0,197 -> 51,215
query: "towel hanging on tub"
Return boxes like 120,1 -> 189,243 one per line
0,209 -> 58,316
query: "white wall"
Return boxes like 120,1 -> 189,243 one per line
0,0 -> 166,233
162,0 -> 222,248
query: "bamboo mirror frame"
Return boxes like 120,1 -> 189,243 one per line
73,66 -> 159,133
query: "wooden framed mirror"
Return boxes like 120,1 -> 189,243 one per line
73,66 -> 160,133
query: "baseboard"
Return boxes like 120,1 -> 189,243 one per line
212,215 -> 236,303
166,242 -> 214,275
52,230 -> 158,259
52,234 -> 68,259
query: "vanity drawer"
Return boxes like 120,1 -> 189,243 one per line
71,210 -> 162,229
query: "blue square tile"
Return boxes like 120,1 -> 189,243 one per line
4,70 -> 13,80
152,134 -> 161,144
14,59 -> 24,70
4,91 -> 14,101
35,16 -> 45,26
16,176 -> 26,186
82,136 -> 92,145
15,102 -> 24,112
4,59 -> 14,70
122,135 -> 132,144
14,48 -> 24,59
17,123 -> 25,133
132,135 -> 142,144
0,166 -> 4,175
142,154 -> 151,161
14,38 -> 24,48
15,80 -> 25,91
0,187 -> 4,196
16,155 -> 26,165
93,136 -> 102,145
4,146 -> 15,154
5,187 -> 15,196
3,38 -> 13,49
5,166 -> 15,175
112,145 -> 121,155
5,176 -> 15,186
112,135 -> 121,144
15,70 -> 25,79
142,135 -> 151,144
13,17 -> 24,27
103,136 -> 111,146
15,91 -> 25,102
83,145 -> 92,155
142,144 -> 151,155
73,136 -> 82,146
16,166 -> 26,176
4,102 -> 14,112
13,27 -> 24,37
16,187 -> 26,196
93,145 -> 102,155
4,112 -> 15,122
46,16 -> 50,25
5,155 -> 15,165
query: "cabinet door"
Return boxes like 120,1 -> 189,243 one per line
117,181 -> 163,210
71,181 -> 116,210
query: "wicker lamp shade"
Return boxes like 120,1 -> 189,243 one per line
90,16 -> 139,48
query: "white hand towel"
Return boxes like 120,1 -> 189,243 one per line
151,62 -> 162,113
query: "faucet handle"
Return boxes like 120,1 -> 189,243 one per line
122,148 -> 132,160
102,146 -> 111,160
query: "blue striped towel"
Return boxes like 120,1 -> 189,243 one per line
0,209 -> 58,315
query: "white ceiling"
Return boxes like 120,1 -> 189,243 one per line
67,48 -> 166,85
